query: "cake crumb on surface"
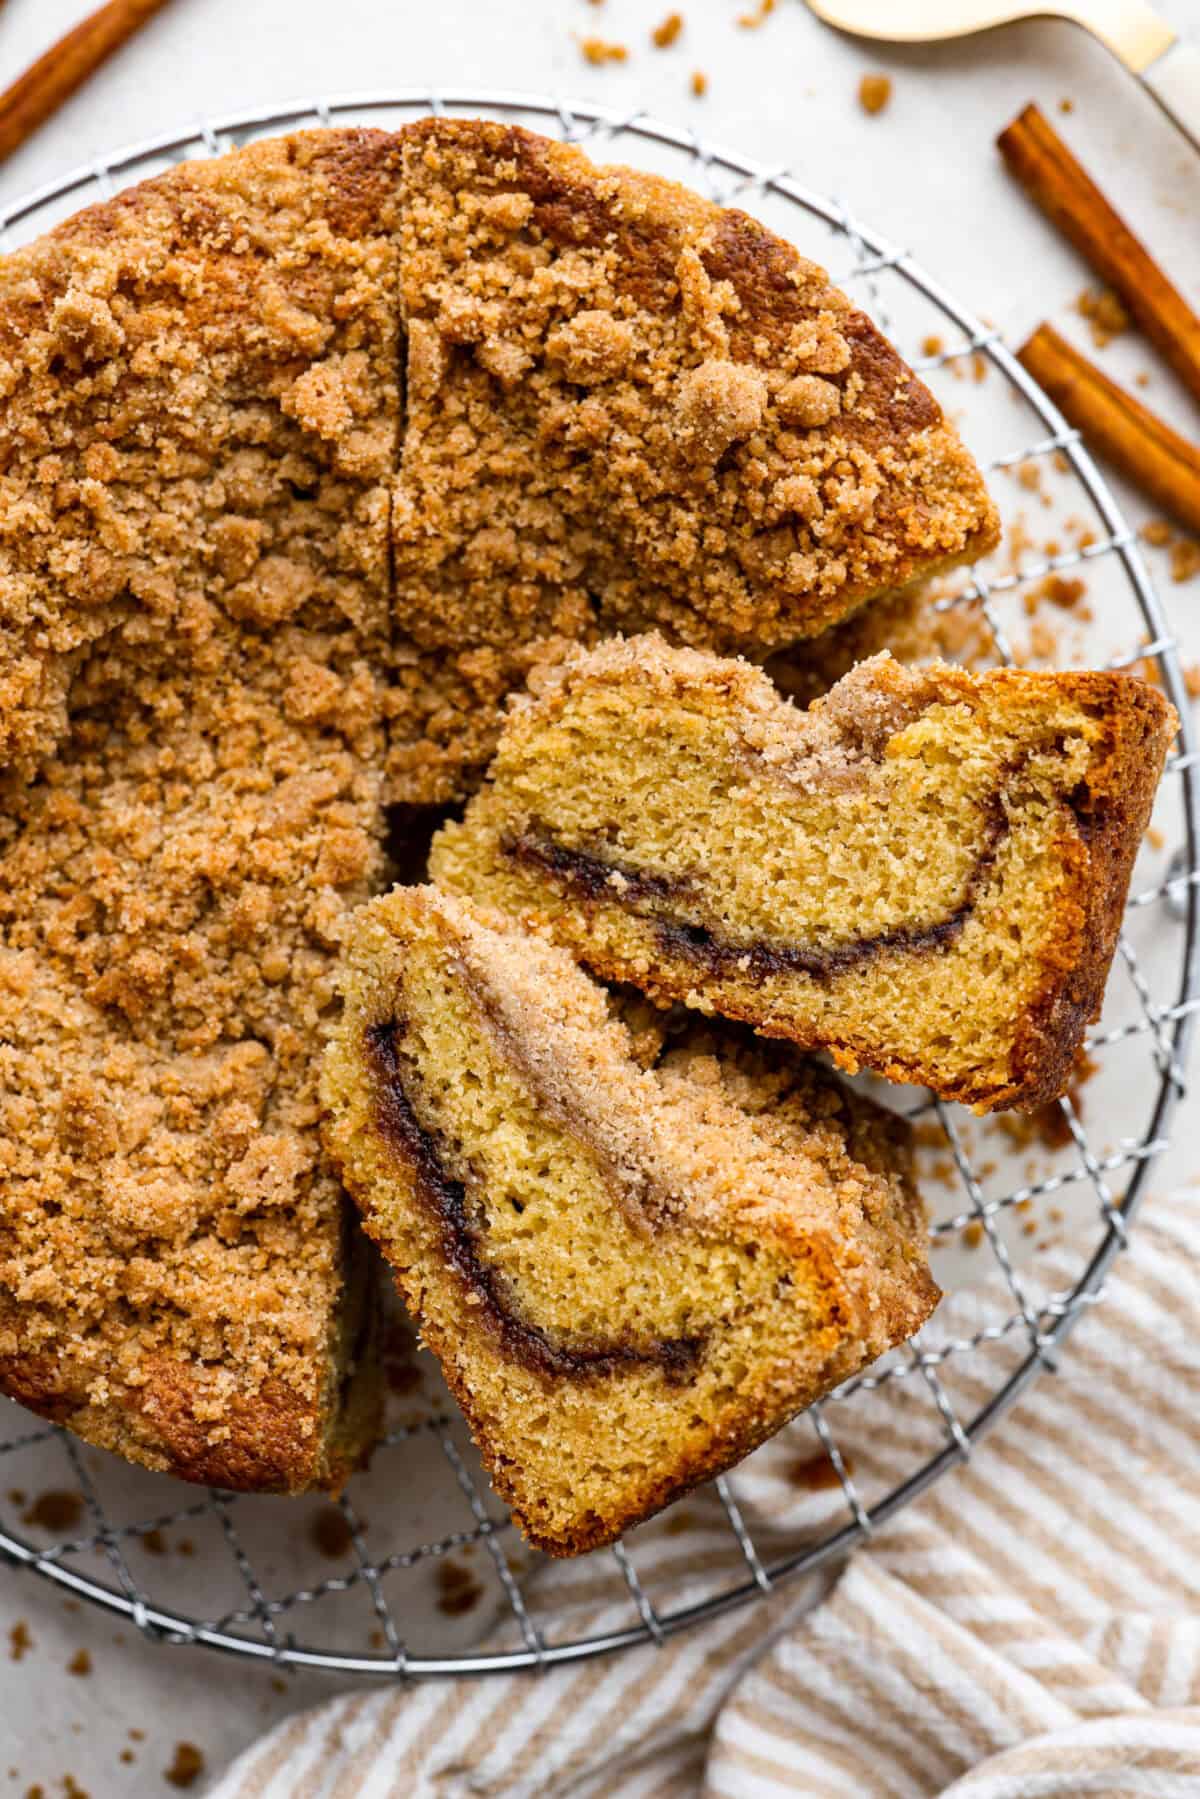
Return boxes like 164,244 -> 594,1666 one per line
435,1557 -> 485,1617
66,1649 -> 91,1677
1076,286 -> 1129,348
1171,539 -> 1200,585
789,1450 -> 854,1492
578,34 -> 628,63
690,69 -> 708,95
310,1506 -> 356,1559
858,73 -> 892,115
9,1621 -> 32,1661
22,1492 -> 83,1533
1142,519 -> 1174,548
652,12 -> 683,47
737,0 -> 775,25
164,1744 -> 205,1790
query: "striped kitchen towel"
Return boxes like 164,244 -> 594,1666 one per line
211,1188 -> 1200,1798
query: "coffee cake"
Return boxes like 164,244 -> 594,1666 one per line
431,636 -> 1174,1111
323,885 -> 937,1553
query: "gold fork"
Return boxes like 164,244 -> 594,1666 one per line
803,1 -> 1200,152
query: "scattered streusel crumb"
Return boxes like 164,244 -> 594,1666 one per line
737,0 -> 775,25
1142,519 -> 1174,549
921,334 -> 944,358
962,1220 -> 985,1249
690,69 -> 708,96
1059,97 -> 1074,114
164,1744 -> 205,1790
310,1506 -> 355,1559
22,1492 -> 83,1533
435,1557 -> 484,1618
1171,538 -> 1200,584
1184,664 -> 1200,700
652,12 -> 683,48
1076,286 -> 1129,348
788,1450 -> 854,1491
579,35 -> 628,63
858,73 -> 892,116
9,1621 -> 32,1662
67,1649 -> 91,1677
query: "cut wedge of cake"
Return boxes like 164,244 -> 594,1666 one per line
386,118 -> 999,803
0,127 -> 401,779
0,620 -> 386,1491
431,637 -> 1175,1113
322,884 -> 938,1555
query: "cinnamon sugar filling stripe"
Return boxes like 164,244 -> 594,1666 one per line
500,784 -> 1031,986
363,1020 -> 704,1382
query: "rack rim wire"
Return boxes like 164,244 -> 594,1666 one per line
0,87 -> 1196,1678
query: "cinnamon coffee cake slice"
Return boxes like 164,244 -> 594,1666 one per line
323,885 -> 937,1555
387,117 -> 999,803
432,637 -> 1175,1113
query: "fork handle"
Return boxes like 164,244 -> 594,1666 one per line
1141,40 -> 1200,155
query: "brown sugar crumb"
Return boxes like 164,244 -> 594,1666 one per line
119,1752 -> 135,1765
921,334 -> 945,358
310,1506 -> 355,1559
140,1528 -> 167,1556
858,74 -> 892,116
63,1785 -> 89,1799
22,1491 -> 83,1533
1141,519 -> 1174,549
9,1620 -> 32,1661
690,69 -> 708,96
737,0 -> 775,25
1076,287 -> 1130,349
1171,538 -> 1200,584
962,1220 -> 985,1249
67,1649 -> 91,1677
652,12 -> 683,48
435,1557 -> 484,1618
164,1744 -> 205,1790
579,35 -> 628,63
788,1450 -> 854,1492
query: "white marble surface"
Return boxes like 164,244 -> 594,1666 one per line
0,0 -> 1198,1792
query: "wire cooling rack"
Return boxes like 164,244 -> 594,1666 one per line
0,89 -> 1197,1679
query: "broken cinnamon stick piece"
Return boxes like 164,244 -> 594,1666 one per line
999,103 -> 1200,409
1018,324 -> 1200,539
0,0 -> 173,168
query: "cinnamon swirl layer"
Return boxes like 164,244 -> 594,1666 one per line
322,885 -> 937,1555
431,637 -> 1175,1112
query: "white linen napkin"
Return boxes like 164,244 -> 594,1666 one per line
211,1188 -> 1200,1798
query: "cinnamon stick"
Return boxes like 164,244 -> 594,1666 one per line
0,0 -> 173,168
998,103 -> 1200,410
1017,324 -> 1200,538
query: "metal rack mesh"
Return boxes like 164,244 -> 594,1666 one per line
0,90 -> 1195,1679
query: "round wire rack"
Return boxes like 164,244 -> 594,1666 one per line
0,89 -> 1197,1680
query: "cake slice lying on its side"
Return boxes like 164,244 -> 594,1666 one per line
322,885 -> 938,1555
431,638 -> 1175,1113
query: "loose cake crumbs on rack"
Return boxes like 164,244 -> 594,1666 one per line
652,12 -> 684,48
858,74 -> 892,116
